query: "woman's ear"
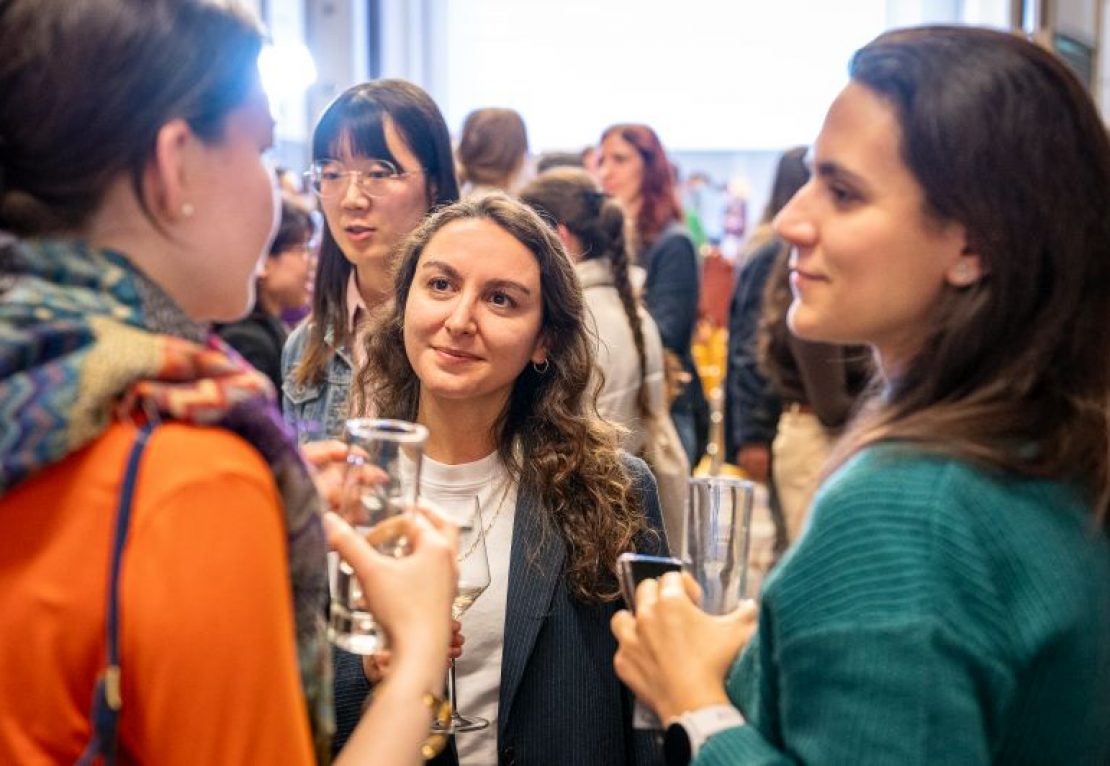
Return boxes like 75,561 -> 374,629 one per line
531,333 -> 550,366
147,118 -> 196,223
945,249 -> 986,288
555,224 -> 581,262
256,255 -> 273,280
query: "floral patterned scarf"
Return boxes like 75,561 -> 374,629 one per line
0,237 -> 333,761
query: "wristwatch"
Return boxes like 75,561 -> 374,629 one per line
663,704 -> 746,765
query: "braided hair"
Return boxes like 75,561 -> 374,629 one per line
520,168 -> 650,418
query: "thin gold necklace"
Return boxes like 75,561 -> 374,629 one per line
461,472 -> 512,560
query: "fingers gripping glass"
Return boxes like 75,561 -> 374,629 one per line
328,418 -> 427,655
305,158 -> 425,199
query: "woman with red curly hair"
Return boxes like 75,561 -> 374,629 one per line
599,124 -> 708,465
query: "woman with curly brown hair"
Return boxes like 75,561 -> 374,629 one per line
353,193 -> 667,765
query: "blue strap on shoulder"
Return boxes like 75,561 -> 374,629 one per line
77,421 -> 156,766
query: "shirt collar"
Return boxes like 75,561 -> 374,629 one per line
345,270 -> 369,335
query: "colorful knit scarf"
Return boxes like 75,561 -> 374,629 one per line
0,237 -> 334,760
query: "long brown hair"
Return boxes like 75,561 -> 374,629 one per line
827,27 -> 1110,531
519,167 -> 650,420
600,124 -> 682,249
354,194 -> 652,601
293,80 -> 459,386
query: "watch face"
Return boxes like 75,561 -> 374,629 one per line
663,721 -> 692,766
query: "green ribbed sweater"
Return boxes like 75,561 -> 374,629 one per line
697,446 -> 1110,765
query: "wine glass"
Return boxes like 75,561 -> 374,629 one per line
328,418 -> 427,655
435,496 -> 491,733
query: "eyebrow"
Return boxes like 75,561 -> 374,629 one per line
814,159 -> 869,190
419,259 -> 533,296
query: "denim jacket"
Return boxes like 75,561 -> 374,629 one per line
280,320 -> 354,443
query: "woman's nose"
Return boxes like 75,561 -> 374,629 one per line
444,297 -> 477,335
772,185 -> 817,246
340,175 -> 371,209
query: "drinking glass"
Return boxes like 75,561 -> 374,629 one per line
684,476 -> 757,614
328,418 -> 427,654
434,497 -> 491,734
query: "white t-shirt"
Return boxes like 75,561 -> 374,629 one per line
418,451 -> 517,766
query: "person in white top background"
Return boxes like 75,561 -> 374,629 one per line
352,194 -> 668,765
520,167 -> 689,549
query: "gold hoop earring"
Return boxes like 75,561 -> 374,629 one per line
532,358 -> 549,374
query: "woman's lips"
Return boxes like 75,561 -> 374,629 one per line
344,225 -> 376,242
790,268 -> 826,292
434,346 -> 481,363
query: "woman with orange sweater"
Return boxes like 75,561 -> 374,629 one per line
0,1 -> 455,764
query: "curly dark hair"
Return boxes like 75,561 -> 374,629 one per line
519,167 -> 650,421
353,194 -> 652,602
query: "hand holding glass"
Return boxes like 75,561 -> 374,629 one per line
328,418 -> 427,655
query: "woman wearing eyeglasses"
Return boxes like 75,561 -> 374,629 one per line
281,80 -> 459,444
281,80 -> 461,758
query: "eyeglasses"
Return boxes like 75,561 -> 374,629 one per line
305,159 -> 424,199
273,241 -> 314,260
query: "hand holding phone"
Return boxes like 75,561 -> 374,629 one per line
617,552 -> 683,612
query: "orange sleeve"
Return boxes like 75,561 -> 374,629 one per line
117,425 -> 316,765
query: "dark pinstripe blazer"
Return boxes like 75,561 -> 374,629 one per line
493,454 -> 665,766
332,455 -> 666,766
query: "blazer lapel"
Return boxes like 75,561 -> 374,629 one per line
498,482 -> 565,737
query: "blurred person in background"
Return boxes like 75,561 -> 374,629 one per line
599,123 -> 709,467
613,26 -> 1110,764
218,198 -> 314,391
757,238 -> 870,544
534,150 -> 585,175
723,147 -> 809,490
0,1 -> 458,764
456,107 -> 530,199
722,147 -> 814,555
521,167 -> 689,549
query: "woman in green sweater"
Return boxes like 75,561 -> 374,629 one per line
611,26 -> 1110,765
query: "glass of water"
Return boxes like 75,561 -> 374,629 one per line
328,418 -> 427,654
684,476 -> 756,614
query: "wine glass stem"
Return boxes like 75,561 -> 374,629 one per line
448,658 -> 460,716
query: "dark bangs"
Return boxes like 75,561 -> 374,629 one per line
312,93 -> 396,165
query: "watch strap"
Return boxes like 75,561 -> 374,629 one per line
668,704 -> 746,763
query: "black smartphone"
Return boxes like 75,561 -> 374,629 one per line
617,552 -> 683,612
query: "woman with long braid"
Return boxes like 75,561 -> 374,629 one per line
521,168 -> 687,545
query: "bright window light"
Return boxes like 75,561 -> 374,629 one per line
440,0 -> 887,151
259,41 -> 318,106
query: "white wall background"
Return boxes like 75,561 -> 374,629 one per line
435,0 -> 885,152
269,0 -> 1109,240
